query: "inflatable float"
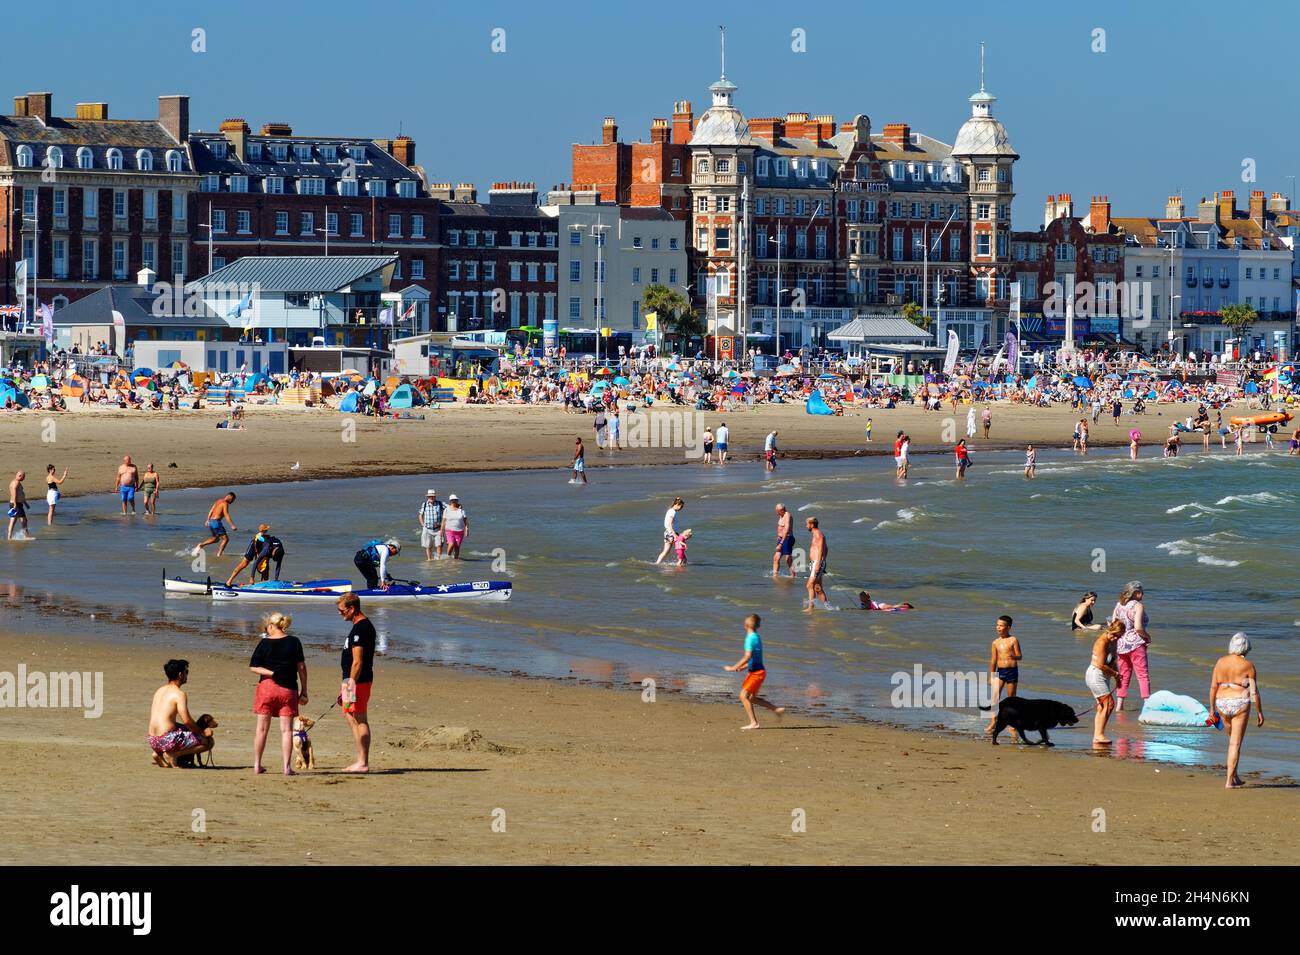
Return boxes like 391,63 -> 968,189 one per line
1228,411 -> 1293,428
1138,690 -> 1212,727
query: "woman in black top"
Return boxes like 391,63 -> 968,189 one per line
1072,591 -> 1101,632
249,612 -> 308,775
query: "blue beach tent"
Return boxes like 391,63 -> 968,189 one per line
805,390 -> 835,415
338,391 -> 361,413
388,384 -> 425,409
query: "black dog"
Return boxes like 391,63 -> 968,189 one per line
990,697 -> 1078,746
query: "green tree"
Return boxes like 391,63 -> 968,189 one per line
902,300 -> 931,333
643,284 -> 703,343
1219,302 -> 1257,343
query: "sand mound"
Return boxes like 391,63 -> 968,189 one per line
387,725 -> 520,754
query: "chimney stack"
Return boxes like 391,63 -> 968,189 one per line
12,95 -> 29,117
672,100 -> 693,145
391,135 -> 415,167
75,102 -> 109,120
220,118 -> 250,161
1197,196 -> 1218,224
601,117 -> 618,145
28,92 -> 53,124
1165,195 -> 1184,219
882,123 -> 911,147
260,122 -> 292,136
1217,190 -> 1236,222
1089,195 -> 1111,233
1249,190 -> 1266,224
159,95 -> 189,144
1267,191 -> 1289,213
650,118 -> 669,144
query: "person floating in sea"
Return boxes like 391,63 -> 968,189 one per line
354,537 -> 400,590
196,492 -> 238,558
225,524 -> 286,587
44,464 -> 67,525
858,591 -> 914,611
8,470 -> 30,540
983,615 -> 1021,739
722,613 -> 785,730
1024,444 -> 1036,479
1085,620 -> 1122,745
804,516 -> 828,613
771,503 -> 795,578
337,593 -> 377,772
1071,591 -> 1101,631
1209,632 -> 1264,789
114,454 -> 138,516
147,659 -> 214,768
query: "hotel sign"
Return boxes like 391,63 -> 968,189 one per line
837,180 -> 890,193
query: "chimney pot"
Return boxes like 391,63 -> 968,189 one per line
28,91 -> 53,124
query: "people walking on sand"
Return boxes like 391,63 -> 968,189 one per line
196,492 -> 238,558
1071,591 -> 1101,631
864,418 -> 873,444
440,495 -> 468,559
140,463 -> 160,516
981,404 -> 992,438
147,659 -> 214,768
983,615 -> 1021,738
418,488 -> 446,561
593,407 -> 607,449
571,437 -> 588,484
702,426 -> 715,464
44,465 -> 67,525
804,516 -> 828,612
1024,444 -> 1037,479
337,593 -> 377,772
1085,621 -> 1122,744
1111,581 -> 1152,711
954,439 -> 971,480
114,455 -> 139,515
1209,632 -> 1264,789
248,612 -> 307,776
772,503 -> 795,578
1112,398 -> 1122,427
607,406 -> 620,450
8,470 -> 30,540
656,497 -> 685,564
716,421 -> 730,463
722,613 -> 785,730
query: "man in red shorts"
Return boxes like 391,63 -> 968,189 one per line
337,593 -> 377,772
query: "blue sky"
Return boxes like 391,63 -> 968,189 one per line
10,0 -> 1298,229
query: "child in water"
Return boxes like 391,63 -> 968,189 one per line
674,528 -> 693,567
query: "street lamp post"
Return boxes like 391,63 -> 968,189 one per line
571,218 -> 610,365
767,219 -> 783,357
198,200 -> 215,277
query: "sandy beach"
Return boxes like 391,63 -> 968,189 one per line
0,399 -> 1214,499
0,629 -> 1293,865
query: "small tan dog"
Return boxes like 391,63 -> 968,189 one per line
292,715 -> 316,770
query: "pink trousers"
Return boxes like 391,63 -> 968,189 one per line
1117,644 -> 1151,700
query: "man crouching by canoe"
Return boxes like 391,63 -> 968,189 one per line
354,538 -> 401,591
225,524 -> 286,587
147,659 -> 213,767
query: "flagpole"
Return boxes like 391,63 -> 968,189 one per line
32,190 -> 38,337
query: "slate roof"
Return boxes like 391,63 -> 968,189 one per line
194,255 -> 397,292
827,318 -> 933,341
52,285 -> 226,327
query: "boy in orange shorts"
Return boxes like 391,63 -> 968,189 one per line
723,613 -> 785,730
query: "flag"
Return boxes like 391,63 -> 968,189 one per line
40,302 -> 53,343
15,259 -> 27,303
112,309 -> 125,328
1008,281 -> 1021,321
943,329 -> 959,374
226,292 -> 252,319
379,306 -> 394,326
644,311 -> 657,332
401,301 -> 417,320
1005,331 -> 1018,368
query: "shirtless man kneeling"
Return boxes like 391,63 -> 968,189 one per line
147,659 -> 213,767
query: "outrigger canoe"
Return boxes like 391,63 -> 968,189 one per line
210,580 -> 512,602
164,574 -> 353,595
1228,411 -> 1293,428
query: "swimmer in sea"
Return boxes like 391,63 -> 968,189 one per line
1071,591 -> 1101,631
858,592 -> 913,611
1024,444 -> 1036,479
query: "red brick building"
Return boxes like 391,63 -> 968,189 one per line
571,109 -> 691,220
0,91 -> 196,312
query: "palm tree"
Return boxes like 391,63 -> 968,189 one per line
643,284 -> 703,345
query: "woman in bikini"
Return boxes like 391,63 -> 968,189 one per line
140,463 -> 160,516
1209,633 -> 1264,789
1071,591 -> 1101,631
1085,621 -> 1122,744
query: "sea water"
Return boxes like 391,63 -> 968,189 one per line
1,447 -> 1295,777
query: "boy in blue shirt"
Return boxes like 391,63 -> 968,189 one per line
724,614 -> 785,730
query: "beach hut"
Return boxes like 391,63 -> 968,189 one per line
388,383 -> 425,409
337,390 -> 361,413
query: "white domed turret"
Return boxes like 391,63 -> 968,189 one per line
692,73 -> 751,147
952,86 -> 1017,159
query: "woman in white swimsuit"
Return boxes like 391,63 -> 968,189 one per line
1209,633 -> 1264,789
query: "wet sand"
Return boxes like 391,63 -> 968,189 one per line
0,399 -> 1213,499
0,630 -> 1293,865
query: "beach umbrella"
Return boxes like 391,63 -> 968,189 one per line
1073,376 -> 1092,388
666,362 -> 680,371
613,376 -> 630,386
1105,373 -> 1121,380
818,373 -> 841,380
740,370 -> 757,379
170,360 -> 189,370
133,367 -> 155,379
593,367 -> 613,376
30,374 -> 50,391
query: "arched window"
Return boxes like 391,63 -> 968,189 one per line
106,148 -> 123,170
136,149 -> 154,171
15,145 -> 33,167
77,146 -> 94,169
45,145 -> 64,169
165,149 -> 183,172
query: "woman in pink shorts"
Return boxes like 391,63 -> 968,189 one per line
440,494 -> 469,560
248,612 -> 308,775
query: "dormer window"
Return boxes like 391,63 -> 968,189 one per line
294,144 -> 312,163
15,145 -> 33,167
106,148 -> 122,170
136,150 -> 154,171
165,149 -> 183,172
774,158 -> 788,177
76,147 -> 94,169
210,141 -> 227,160
397,180 -> 417,198
757,157 -> 770,176
45,146 -> 64,169
247,143 -> 262,161
270,143 -> 288,162
367,180 -> 387,197
348,145 -> 366,162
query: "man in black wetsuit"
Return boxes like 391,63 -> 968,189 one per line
225,524 -> 286,586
